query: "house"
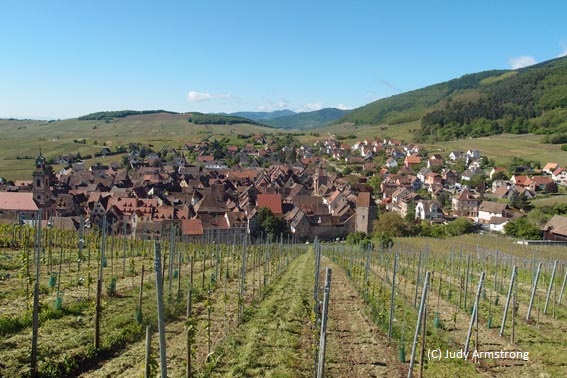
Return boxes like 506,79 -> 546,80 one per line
385,158 -> 398,169
530,176 -> 556,193
489,217 -> 509,233
284,207 -> 311,241
543,215 -> 567,241
465,149 -> 481,161
492,185 -> 512,200
461,167 -> 481,181
389,187 -> 413,217
404,155 -> 421,168
0,192 -> 39,223
257,193 -> 283,215
415,200 -> 443,222
491,180 -> 509,193
542,162 -> 559,175
417,167 -> 432,183
451,189 -> 479,218
448,151 -> 463,161
552,167 -> 567,186
424,172 -> 443,187
427,154 -> 444,169
478,201 -> 509,224
510,175 -> 534,190
442,169 -> 458,186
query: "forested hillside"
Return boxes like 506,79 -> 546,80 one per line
339,56 -> 567,142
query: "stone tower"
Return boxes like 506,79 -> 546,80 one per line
32,150 -> 54,217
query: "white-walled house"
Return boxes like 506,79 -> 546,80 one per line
415,200 -> 443,222
478,201 -> 508,224
552,167 -> 567,186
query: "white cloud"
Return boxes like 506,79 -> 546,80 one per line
301,102 -> 323,112
187,91 -> 231,102
508,56 -> 537,69
336,104 -> 352,110
258,97 -> 289,111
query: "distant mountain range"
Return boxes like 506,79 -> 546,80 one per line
230,109 -> 296,121
230,108 -> 352,129
338,55 -> 567,142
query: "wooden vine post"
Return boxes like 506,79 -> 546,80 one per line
526,262 -> 542,321
94,215 -> 107,350
154,241 -> 168,378
316,267 -> 332,378
31,210 -> 42,377
464,272 -> 485,356
408,271 -> 430,378
388,254 -> 398,343
544,260 -> 558,314
500,266 -> 517,337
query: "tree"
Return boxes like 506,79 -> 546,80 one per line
445,217 -> 474,236
508,191 -> 533,212
373,212 -> 408,237
504,217 -> 542,239
367,175 -> 382,196
256,207 -> 289,241
346,231 -> 370,245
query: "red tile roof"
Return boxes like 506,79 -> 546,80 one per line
356,192 -> 372,207
0,192 -> 39,211
257,193 -> 282,214
181,219 -> 204,236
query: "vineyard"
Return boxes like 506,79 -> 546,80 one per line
1,220 -> 567,377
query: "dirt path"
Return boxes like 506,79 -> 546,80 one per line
323,256 -> 407,378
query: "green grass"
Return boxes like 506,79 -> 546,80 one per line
432,134 -> 567,167
209,252 -> 313,377
2,113 -> 567,181
530,194 -> 567,207
0,114 -> 276,180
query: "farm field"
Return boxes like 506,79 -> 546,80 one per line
433,134 -> 567,167
2,113 -> 567,181
1,224 -> 567,377
0,115 -> 275,181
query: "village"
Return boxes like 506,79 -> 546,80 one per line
0,132 -> 566,242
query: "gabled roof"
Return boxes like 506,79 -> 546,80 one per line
405,155 -> 421,164
543,215 -> 567,236
543,162 -> 559,172
479,201 -> 507,214
257,193 -> 282,214
181,219 -> 203,236
531,176 -> 553,186
454,189 -> 476,201
0,192 -> 39,211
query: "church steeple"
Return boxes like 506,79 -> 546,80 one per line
32,148 -> 52,210
35,148 -> 46,170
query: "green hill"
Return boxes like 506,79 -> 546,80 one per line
188,112 -> 266,126
262,108 -> 351,129
0,112 -> 276,180
339,56 -> 567,142
78,109 -> 177,120
230,109 -> 296,121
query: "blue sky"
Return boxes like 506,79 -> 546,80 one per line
1,0 -> 566,119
